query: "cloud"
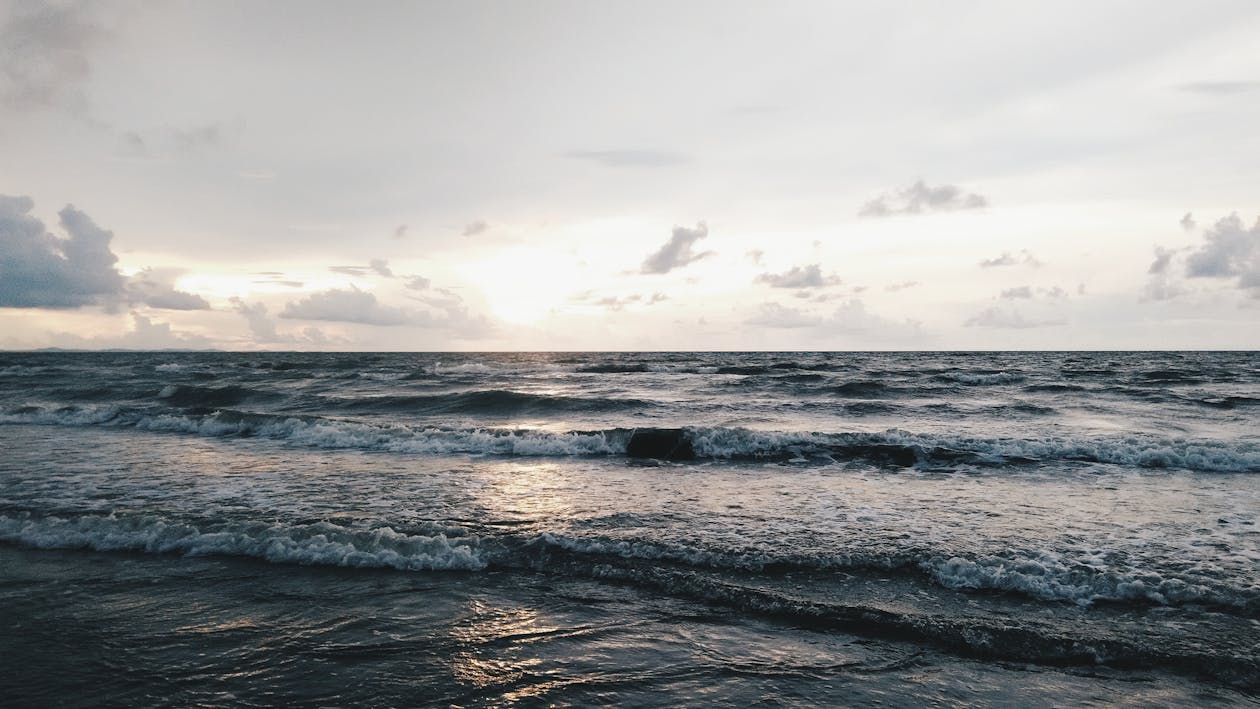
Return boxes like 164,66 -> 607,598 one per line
755,264 -> 840,289
280,287 -> 415,326
121,121 -> 237,158
0,194 -> 125,308
580,292 -> 669,311
745,249 -> 764,265
329,259 -> 395,278
1184,213 -> 1259,296
48,313 -> 212,350
232,298 -> 283,341
979,250 -> 1042,268
0,1 -> 107,113
746,299 -> 921,337
127,268 -> 210,310
565,150 -> 686,168
1180,212 -> 1196,231
405,275 -> 431,290
859,180 -> 988,217
965,307 -> 1065,329
462,220 -> 488,237
1148,246 -> 1176,275
745,302 -> 824,329
1141,247 -> 1187,302
1179,81 -> 1260,95
884,281 -> 919,292
1000,286 -> 1033,300
641,222 -> 712,274
393,224 -> 409,239
232,297 -> 336,344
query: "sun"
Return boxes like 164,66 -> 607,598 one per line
457,248 -> 579,325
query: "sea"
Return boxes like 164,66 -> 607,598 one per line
1,351 -> 1257,707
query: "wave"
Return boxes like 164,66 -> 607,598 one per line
5,511 -> 1254,685
0,512 -> 484,571
576,363 -> 652,374
932,371 -> 1026,385
326,389 -> 652,415
527,533 -> 1259,615
5,510 -> 1253,616
3,405 -> 1258,472
829,381 -> 902,398
157,384 -> 283,407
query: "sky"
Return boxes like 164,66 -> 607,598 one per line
1,0 -> 1258,351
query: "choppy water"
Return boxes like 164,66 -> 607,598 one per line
1,351 -> 1258,706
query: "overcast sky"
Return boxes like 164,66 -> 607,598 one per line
2,0 -> 1258,350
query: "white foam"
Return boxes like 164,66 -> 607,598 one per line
926,551 -> 1250,609
0,513 -> 486,571
155,363 -> 185,373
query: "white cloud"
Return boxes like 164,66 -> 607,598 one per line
48,313 -> 212,350
280,287 -> 415,326
127,268 -> 210,310
965,306 -> 1065,329
979,250 -> 1042,268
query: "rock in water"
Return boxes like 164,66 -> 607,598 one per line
626,428 -> 696,461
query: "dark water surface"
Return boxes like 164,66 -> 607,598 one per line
1,351 -> 1258,706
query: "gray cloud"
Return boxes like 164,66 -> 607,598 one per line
405,275 -> 431,290
1000,286 -> 1033,300
1179,81 -> 1260,95
979,250 -> 1042,268
127,268 -> 210,310
1185,213 -> 1259,296
0,194 -> 125,308
281,287 -> 415,326
393,224 -> 409,239
745,249 -> 764,265
965,307 -> 1065,329
0,1 -> 107,113
859,180 -> 988,217
369,258 -> 393,278
566,150 -> 686,168
1180,212 -> 1196,231
641,221 -> 711,274
755,264 -> 840,289
461,220 -> 488,237
1148,246 -> 1176,275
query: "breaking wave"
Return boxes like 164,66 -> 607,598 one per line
2,404 -> 1257,472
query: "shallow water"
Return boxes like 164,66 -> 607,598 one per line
1,351 -> 1258,705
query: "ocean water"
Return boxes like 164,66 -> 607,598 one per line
1,351 -> 1258,706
